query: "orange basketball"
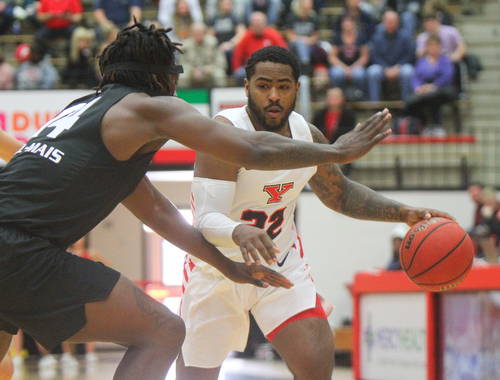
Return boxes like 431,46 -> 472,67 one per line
400,217 -> 474,292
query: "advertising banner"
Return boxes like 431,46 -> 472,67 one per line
360,293 -> 427,380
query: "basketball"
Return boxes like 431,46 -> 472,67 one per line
400,217 -> 474,292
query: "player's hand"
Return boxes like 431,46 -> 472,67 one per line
403,207 -> 456,226
332,109 -> 392,164
226,262 -> 294,289
232,224 -> 279,265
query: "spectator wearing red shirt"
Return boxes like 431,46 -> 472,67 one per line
232,11 -> 287,85
34,0 -> 83,57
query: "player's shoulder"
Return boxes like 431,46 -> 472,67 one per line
307,121 -> 329,144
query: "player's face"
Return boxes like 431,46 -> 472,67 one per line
245,62 -> 300,133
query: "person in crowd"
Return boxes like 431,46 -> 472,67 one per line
384,0 -> 423,34
232,11 -> 287,85
205,0 -> 245,26
175,45 -> 452,380
158,0 -> 202,42
328,14 -> 369,101
401,34 -> 455,136
177,22 -> 227,88
34,0 -> 83,56
333,0 -> 377,43
245,0 -> 281,26
93,0 -> 142,44
285,0 -> 322,76
473,187 -> 500,264
467,183 -> 485,258
312,87 -> 357,176
0,22 -> 395,380
279,0 -> 325,29
14,43 -> 59,90
386,224 -> 409,270
206,0 -> 246,76
0,0 -> 28,35
416,11 -> 466,63
423,0 -> 454,26
367,10 -> 415,102
0,46 -> 14,90
62,26 -> 99,89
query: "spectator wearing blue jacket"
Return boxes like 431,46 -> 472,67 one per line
366,10 -> 415,102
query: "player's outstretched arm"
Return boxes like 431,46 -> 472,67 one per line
0,129 -> 23,163
308,125 -> 454,226
116,95 -> 392,170
122,177 -> 293,289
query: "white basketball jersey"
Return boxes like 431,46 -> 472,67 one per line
191,106 -> 317,271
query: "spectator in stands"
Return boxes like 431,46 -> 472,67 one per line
474,186 -> 500,264
312,87 -> 356,176
328,14 -> 369,101
177,22 -> 227,88
206,0 -> 245,75
93,0 -> 142,44
231,11 -> 287,85
205,0 -> 245,26
34,0 -> 83,57
416,10 -> 466,62
14,43 -> 59,90
401,34 -> 455,136
245,0 -> 281,26
279,0 -> 325,28
285,0 -> 322,75
467,183 -> 485,259
334,0 -> 377,43
0,46 -> 14,90
386,224 -> 409,270
0,0 -> 29,35
367,10 -> 415,102
384,0 -> 423,34
61,26 -> 99,89
158,0 -> 202,42
423,0 -> 454,26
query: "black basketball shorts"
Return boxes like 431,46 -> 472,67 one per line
0,224 -> 120,350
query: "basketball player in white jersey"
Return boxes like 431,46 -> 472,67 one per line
176,46 -> 453,380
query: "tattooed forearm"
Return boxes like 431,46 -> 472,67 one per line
339,180 -> 405,221
133,287 -> 174,329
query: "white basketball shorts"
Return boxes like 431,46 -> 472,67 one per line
179,238 -> 318,368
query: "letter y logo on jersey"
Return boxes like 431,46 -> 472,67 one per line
263,183 -> 294,204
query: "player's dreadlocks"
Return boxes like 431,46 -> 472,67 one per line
97,21 -> 183,96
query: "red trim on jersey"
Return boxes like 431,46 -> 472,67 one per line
266,294 -> 327,342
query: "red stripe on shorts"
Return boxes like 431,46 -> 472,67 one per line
266,294 -> 327,342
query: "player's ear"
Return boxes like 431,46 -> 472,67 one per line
244,78 -> 250,97
295,80 -> 300,98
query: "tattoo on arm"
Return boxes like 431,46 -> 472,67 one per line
339,181 -> 404,222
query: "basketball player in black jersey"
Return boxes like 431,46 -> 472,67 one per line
0,23 -> 394,380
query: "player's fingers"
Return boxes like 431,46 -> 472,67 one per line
246,244 -> 262,265
372,127 -> 393,143
253,240 -> 275,265
240,247 -> 252,265
356,110 -> 385,131
262,273 -> 293,289
250,267 -> 293,289
364,112 -> 392,138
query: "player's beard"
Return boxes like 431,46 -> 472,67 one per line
247,92 -> 296,132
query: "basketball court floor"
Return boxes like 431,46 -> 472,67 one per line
10,350 -> 354,380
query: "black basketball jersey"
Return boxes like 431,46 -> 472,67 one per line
0,84 -> 157,247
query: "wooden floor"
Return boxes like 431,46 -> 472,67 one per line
11,350 -> 354,380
